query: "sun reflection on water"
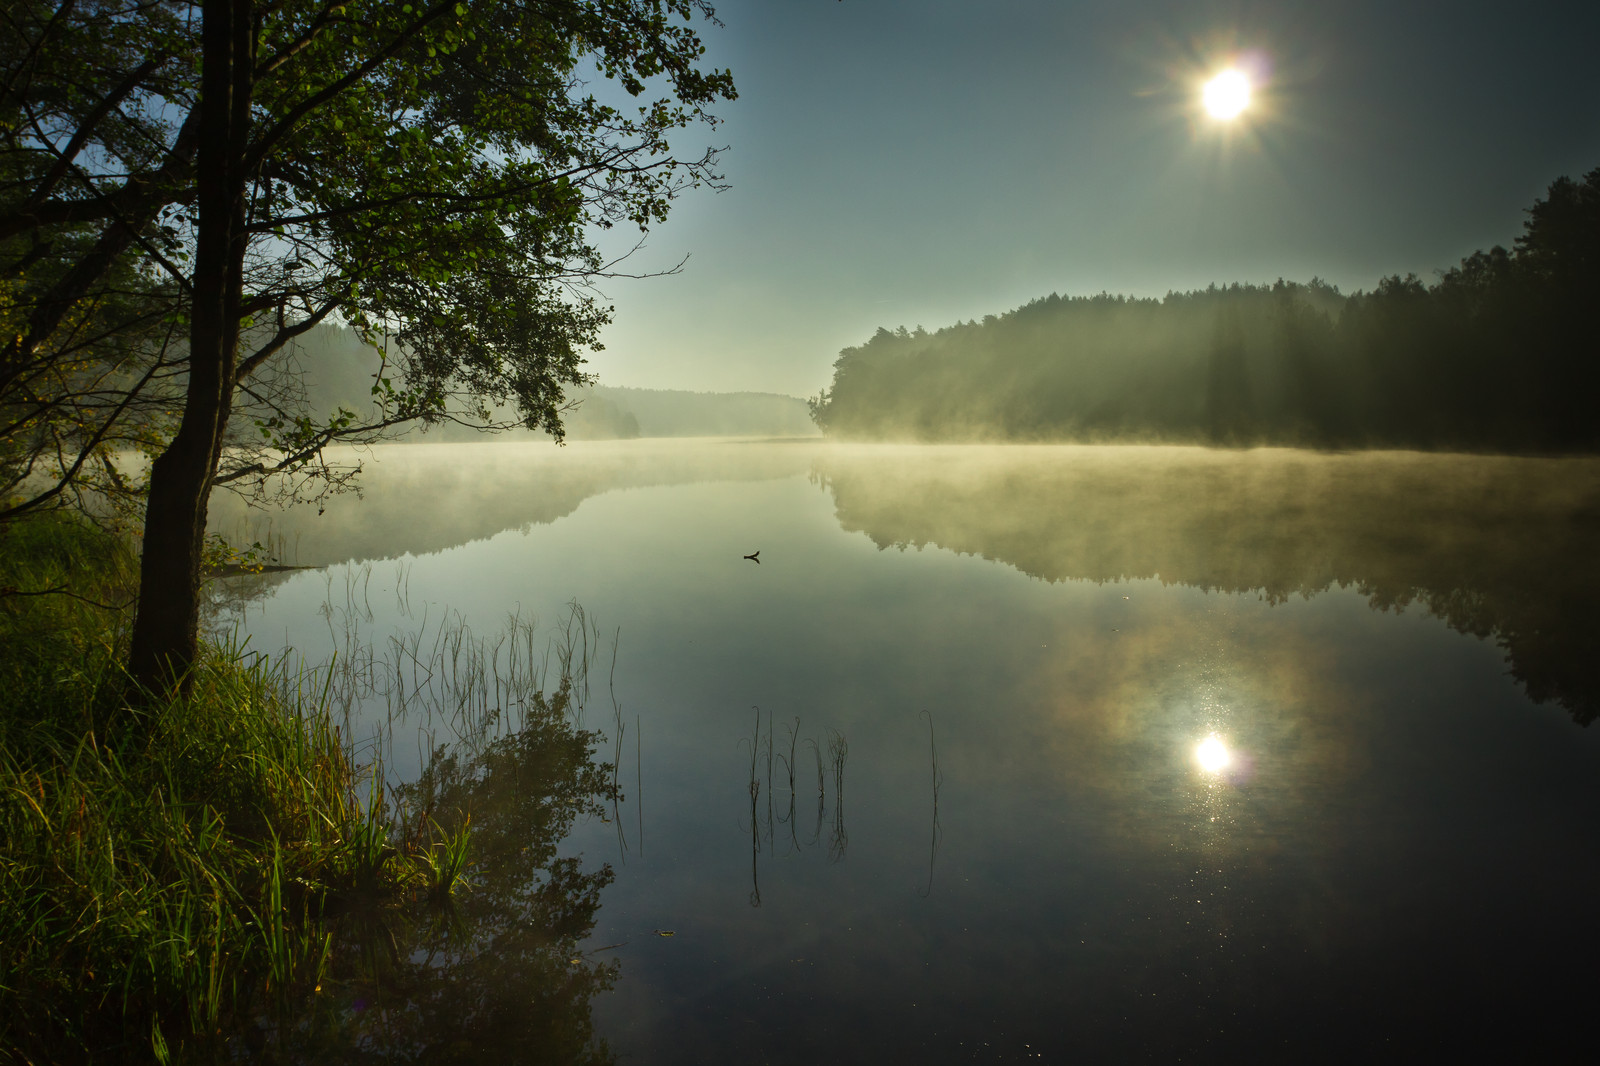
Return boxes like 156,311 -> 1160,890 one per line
1195,734 -> 1233,774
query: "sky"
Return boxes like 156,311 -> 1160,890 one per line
584,0 -> 1600,398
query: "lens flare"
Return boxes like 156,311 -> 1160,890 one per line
1195,735 -> 1232,773
1202,69 -> 1251,119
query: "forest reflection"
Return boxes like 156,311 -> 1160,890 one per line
242,681 -> 620,1064
212,441 -> 1600,727
208,440 -> 815,569
202,440 -> 1600,1062
812,445 -> 1600,725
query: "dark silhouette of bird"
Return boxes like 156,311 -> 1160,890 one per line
744,551 -> 760,564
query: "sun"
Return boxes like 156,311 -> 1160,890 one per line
1202,69 -> 1252,120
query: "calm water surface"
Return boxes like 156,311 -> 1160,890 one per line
210,440 -> 1600,1062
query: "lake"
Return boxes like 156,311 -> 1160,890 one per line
208,439 -> 1600,1062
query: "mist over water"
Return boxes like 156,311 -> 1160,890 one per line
210,439 -> 818,567
820,443 -> 1600,723
209,440 -> 1600,1061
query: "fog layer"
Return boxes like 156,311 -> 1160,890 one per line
815,445 -> 1600,724
212,440 -> 1600,725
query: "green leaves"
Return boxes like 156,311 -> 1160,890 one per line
5,0 -> 736,522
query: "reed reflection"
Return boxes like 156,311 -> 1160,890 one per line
919,710 -> 944,899
202,578 -> 632,1062
739,709 -> 849,906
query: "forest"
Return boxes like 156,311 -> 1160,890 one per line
810,167 -> 1600,451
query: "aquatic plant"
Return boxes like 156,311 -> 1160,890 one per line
735,710 -> 851,902
0,513 -> 514,1061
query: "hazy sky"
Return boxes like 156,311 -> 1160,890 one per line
585,0 -> 1600,397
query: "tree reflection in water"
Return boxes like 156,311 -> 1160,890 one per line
248,680 -> 620,1064
816,447 -> 1600,725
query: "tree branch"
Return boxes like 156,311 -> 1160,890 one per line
242,1 -> 461,173
0,101 -> 201,240
255,0 -> 351,77
20,55 -> 167,210
233,298 -> 341,383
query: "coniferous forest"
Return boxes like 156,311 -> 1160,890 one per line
810,168 -> 1600,451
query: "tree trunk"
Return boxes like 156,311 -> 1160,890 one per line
127,0 -> 253,696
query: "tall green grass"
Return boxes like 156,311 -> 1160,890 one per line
0,513 -> 461,1062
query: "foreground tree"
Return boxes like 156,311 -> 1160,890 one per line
2,1 -> 734,693
1,3 -> 192,526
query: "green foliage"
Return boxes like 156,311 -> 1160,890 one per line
231,679 -> 621,1063
813,283 -> 1340,444
813,166 -> 1600,453
0,512 -> 623,1061
0,510 -> 136,715
0,1 -> 191,524
244,0 -> 735,446
0,514 -> 474,1061
3,0 -> 737,512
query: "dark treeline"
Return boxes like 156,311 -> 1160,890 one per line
811,168 -> 1600,451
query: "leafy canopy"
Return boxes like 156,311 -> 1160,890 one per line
2,0 -> 736,513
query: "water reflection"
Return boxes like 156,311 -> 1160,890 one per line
248,681 -> 621,1064
209,439 -> 816,568
739,709 -> 850,908
1194,735 -> 1232,774
814,445 -> 1600,724
205,442 -> 1600,1060
213,442 -> 1600,727
918,711 -> 944,899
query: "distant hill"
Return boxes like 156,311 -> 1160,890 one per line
277,324 -> 816,440
585,385 -> 817,438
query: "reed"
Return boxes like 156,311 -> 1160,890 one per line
0,513 -> 469,1062
740,706 -> 763,906
734,711 -> 848,896
919,710 -> 944,897
299,576 -> 602,763
743,705 -> 762,805
420,812 -> 474,900
827,729 -> 849,863
607,628 -> 628,859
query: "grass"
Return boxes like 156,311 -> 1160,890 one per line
0,511 -> 462,1063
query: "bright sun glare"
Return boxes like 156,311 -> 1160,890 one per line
1195,735 -> 1232,774
1202,69 -> 1251,120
